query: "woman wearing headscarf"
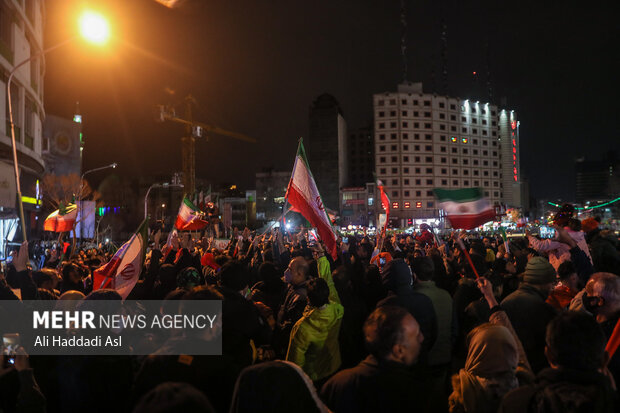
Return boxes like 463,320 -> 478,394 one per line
449,324 -> 519,413
449,277 -> 534,413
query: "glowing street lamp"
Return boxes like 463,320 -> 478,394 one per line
78,11 -> 111,45
7,11 -> 111,241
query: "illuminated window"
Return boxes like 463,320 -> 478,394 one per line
404,202 -> 411,208
451,136 -> 457,142
462,137 -> 468,143
392,202 -> 399,209
416,202 -> 422,208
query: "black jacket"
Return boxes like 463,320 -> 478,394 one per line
320,355 -> 427,413
501,284 -> 558,373
133,336 -> 242,413
587,229 -> 620,275
500,367 -> 617,413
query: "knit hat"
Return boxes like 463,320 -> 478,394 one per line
523,257 -> 556,285
581,218 -> 599,234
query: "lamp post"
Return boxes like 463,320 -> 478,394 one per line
7,11 -> 110,242
144,183 -> 184,220
81,162 -> 118,183
79,162 -> 117,240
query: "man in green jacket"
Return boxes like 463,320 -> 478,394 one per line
286,245 -> 344,383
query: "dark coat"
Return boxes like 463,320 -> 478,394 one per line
320,355 -> 426,413
377,258 -> 438,360
133,336 -> 242,413
216,285 -> 272,365
499,367 -> 617,413
501,284 -> 558,373
277,282 -> 308,329
587,229 -> 620,275
249,279 -> 288,315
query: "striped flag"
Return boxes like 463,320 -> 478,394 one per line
175,197 -> 208,231
433,188 -> 496,229
43,203 -> 78,232
93,220 -> 148,299
285,139 -> 338,259
161,228 -> 178,258
377,179 -> 390,231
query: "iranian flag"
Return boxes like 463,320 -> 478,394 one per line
93,220 -> 148,300
285,139 -> 338,260
377,179 -> 390,231
433,188 -> 496,229
161,228 -> 178,259
43,203 -> 78,232
175,197 -> 208,231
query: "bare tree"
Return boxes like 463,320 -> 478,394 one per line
40,173 -> 98,256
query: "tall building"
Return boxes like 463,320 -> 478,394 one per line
0,0 -> 45,246
42,114 -> 81,176
307,93 -> 347,211
373,82 -> 522,227
575,152 -> 620,203
347,124 -> 374,187
498,109 -> 528,209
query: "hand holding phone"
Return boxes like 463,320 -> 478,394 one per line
2,333 -> 20,369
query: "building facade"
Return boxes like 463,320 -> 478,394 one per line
255,169 -> 290,226
42,114 -> 81,177
0,0 -> 45,246
575,152 -> 620,204
339,183 -> 378,227
373,82 -> 522,227
347,124 -> 374,187
307,93 -> 347,211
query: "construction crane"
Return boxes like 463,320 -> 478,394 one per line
156,95 -> 256,194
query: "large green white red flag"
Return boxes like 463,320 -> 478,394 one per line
43,203 -> 77,232
433,188 -> 496,229
175,197 -> 208,231
285,139 -> 338,259
93,220 -> 148,299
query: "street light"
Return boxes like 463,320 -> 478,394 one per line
81,162 -> 118,183
79,162 -> 117,240
144,183 -> 184,220
7,10 -> 111,241
78,11 -> 110,45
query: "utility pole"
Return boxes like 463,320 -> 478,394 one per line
157,95 -> 256,195
181,96 -> 196,194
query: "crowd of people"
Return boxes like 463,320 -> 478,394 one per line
1,211 -> 619,412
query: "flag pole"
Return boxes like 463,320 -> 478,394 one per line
605,317 -> 620,362
456,237 -> 480,279
282,138 -> 302,232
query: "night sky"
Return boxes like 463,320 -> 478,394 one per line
44,0 -> 618,202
